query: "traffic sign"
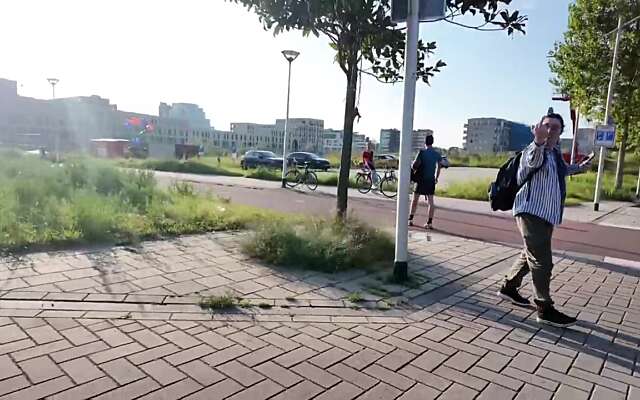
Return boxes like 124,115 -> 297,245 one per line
594,125 -> 616,148
392,0 -> 446,22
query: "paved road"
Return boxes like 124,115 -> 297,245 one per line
154,171 -> 640,261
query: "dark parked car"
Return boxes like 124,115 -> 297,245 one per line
240,150 -> 283,169
287,152 -> 331,171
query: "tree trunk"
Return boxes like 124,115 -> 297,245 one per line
336,46 -> 359,219
614,119 -> 629,190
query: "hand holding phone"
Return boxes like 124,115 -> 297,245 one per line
582,152 -> 596,164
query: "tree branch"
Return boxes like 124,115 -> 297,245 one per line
444,19 -> 504,31
360,69 -> 399,84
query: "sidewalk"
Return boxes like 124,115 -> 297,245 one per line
0,232 -> 639,399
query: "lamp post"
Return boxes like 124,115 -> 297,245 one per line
281,50 -> 300,188
594,16 -> 622,212
47,78 -> 60,162
551,94 -> 580,165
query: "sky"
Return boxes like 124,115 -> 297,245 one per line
0,0 -> 578,149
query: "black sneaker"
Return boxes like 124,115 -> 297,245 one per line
497,286 -> 531,306
536,306 -> 577,328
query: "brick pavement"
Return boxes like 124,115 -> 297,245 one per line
0,231 -> 638,399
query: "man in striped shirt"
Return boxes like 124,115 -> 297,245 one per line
498,112 -> 591,328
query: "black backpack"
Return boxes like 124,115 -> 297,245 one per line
488,152 -> 545,211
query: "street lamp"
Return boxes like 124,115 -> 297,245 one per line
47,78 -> 60,162
281,50 -> 299,188
551,94 -> 580,165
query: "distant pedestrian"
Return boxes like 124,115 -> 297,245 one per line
409,135 -> 443,229
498,111 -> 592,328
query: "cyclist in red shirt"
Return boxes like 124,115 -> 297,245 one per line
362,141 -> 379,188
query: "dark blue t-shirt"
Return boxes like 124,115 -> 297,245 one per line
416,148 -> 441,182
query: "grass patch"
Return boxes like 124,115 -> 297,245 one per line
437,179 -> 491,201
199,292 -> 237,310
347,292 -> 364,303
436,172 -> 638,204
242,218 -> 394,273
124,159 -> 243,177
0,153 -> 288,252
448,153 -> 510,168
244,167 -> 281,181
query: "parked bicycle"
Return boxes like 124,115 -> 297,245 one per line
356,168 -> 397,198
284,161 -> 318,191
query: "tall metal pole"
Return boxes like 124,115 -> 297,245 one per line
570,107 -> 579,165
47,78 -> 60,163
594,16 -> 622,211
393,0 -> 420,281
280,50 -> 299,187
281,60 -> 293,188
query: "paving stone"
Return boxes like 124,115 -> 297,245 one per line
203,344 -> 251,367
397,383 -> 440,400
59,356 -> 105,384
0,324 -> 28,344
237,345 -> 284,367
477,383 -> 517,400
309,347 -> 351,369
269,380 -> 323,400
328,363 -> 379,390
468,365 -> 524,391
291,362 -> 341,388
541,353 -> 573,374
509,352 -> 543,374
19,355 -> 63,383
218,360 -> 266,387
438,383 -> 479,400
514,384 -> 553,400
307,381 -> 360,400
445,351 -> 480,372
255,361 -> 303,388
398,364 -> 452,391
573,352 -> 605,374
90,342 -> 145,364
552,385 -> 589,400
433,365 -> 488,391
354,382 -> 400,400
377,349 -> 416,372
95,327 -> 134,347
363,363 -> 415,391
101,357 -> 146,385
226,379 -> 284,400
179,359 -> 226,386
0,376 -> 74,400
140,358 -> 187,386
93,377 -> 161,400
274,346 -> 318,368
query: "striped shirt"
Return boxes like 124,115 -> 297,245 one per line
513,142 -> 582,226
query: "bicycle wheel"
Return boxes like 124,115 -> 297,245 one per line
380,176 -> 398,198
305,171 -> 318,191
356,174 -> 372,194
284,170 -> 300,188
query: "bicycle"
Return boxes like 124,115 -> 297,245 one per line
355,167 -> 381,194
379,169 -> 398,198
284,161 -> 318,191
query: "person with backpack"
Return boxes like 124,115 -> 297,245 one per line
497,112 -> 591,328
409,135 -> 444,229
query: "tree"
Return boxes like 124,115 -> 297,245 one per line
549,0 -> 640,190
229,0 -> 527,218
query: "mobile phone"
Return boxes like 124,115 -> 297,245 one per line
583,152 -> 596,163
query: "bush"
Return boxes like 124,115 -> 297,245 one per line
136,159 -> 243,177
244,167 -> 281,181
437,179 -> 491,201
243,218 -> 394,273
0,154 -> 286,252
